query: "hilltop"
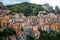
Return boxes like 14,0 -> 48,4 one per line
6,2 -> 60,16
6,2 -> 45,16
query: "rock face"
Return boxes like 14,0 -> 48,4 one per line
55,6 -> 60,14
43,4 -> 53,13
0,2 -> 11,15
0,2 -> 5,14
0,2 -> 4,8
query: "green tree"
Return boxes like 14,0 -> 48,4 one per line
27,35 -> 35,40
6,2 -> 44,16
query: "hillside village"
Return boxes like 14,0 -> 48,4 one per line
0,2 -> 60,40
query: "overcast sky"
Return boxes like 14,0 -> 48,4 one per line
0,0 -> 60,8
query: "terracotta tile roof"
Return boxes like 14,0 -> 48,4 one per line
17,31 -> 24,35
33,30 -> 40,34
0,18 -> 7,20
11,16 -> 16,18
39,23 -> 44,27
10,35 -> 16,38
0,17 -> 5,19
39,23 -> 44,25
0,15 -> 3,17
4,15 -> 9,19
44,22 -> 49,25
17,21 -> 24,23
22,26 -> 25,29
0,16 -> 9,20
12,24 -> 19,27
22,16 -> 26,18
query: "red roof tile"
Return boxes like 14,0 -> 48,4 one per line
17,31 -> 24,35
10,35 -> 16,38
33,30 -> 40,34
12,24 -> 19,27
0,17 -> 6,20
17,21 -> 24,23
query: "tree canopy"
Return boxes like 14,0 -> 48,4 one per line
6,2 -> 44,16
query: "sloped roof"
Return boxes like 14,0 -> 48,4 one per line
17,31 -> 24,35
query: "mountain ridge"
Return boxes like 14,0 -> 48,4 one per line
6,2 -> 54,16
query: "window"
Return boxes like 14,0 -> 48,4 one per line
22,34 -> 23,36
23,36 -> 24,39
20,37 -> 21,39
36,35 -> 38,37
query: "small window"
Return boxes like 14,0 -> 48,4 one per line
23,36 -> 24,39
22,34 -> 23,36
36,35 -> 38,37
20,37 -> 21,39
